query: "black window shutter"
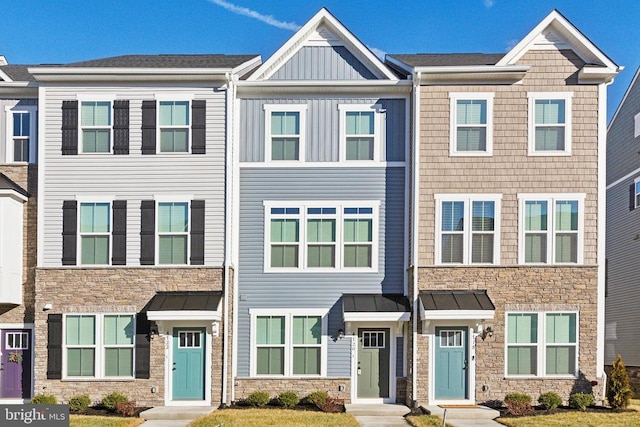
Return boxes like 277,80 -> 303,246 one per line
630,183 -> 637,211
112,200 -> 127,265
140,200 -> 155,265
191,100 -> 206,154
135,312 -> 151,379
47,313 -> 63,379
190,200 -> 205,265
141,101 -> 157,155
61,100 -> 78,155
62,200 -> 77,265
113,100 -> 130,155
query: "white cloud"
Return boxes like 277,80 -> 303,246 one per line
484,0 -> 495,7
208,0 -> 301,31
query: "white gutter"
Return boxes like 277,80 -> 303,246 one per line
236,80 -> 412,88
230,73 -> 241,403
413,65 -> 530,75
29,67 -> 236,76
411,71 -> 421,407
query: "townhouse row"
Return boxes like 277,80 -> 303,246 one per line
0,8 -> 619,407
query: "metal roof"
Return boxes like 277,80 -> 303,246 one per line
145,291 -> 222,312
342,293 -> 411,313
419,290 -> 495,311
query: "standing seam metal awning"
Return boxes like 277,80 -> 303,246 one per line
145,291 -> 222,321
419,290 -> 495,320
342,293 -> 411,322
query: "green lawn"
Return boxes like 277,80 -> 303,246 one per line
190,408 -> 360,427
69,415 -> 143,427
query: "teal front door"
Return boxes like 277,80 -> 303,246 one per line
172,328 -> 205,400
357,328 -> 390,398
434,327 -> 467,399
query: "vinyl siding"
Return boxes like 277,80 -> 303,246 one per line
1,99 -> 37,163
40,85 -> 227,267
270,46 -> 376,80
236,167 -> 406,377
240,98 -> 406,163
607,74 -> 640,185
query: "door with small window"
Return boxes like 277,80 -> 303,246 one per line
434,327 -> 467,399
0,330 -> 31,398
172,328 -> 205,400
357,328 -> 390,398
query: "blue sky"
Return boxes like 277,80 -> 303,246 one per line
2,0 -> 639,121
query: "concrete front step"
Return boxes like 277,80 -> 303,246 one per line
345,404 -> 410,417
423,405 -> 500,420
139,406 -> 216,421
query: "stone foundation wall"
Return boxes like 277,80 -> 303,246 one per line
34,267 -> 224,406
234,378 -> 351,403
396,377 -> 407,404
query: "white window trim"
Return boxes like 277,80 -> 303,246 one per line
434,194 -> 502,266
264,104 -> 307,164
62,313 -> 136,380
449,93 -> 494,157
156,200 -> 191,266
527,92 -> 573,156
79,100 -> 113,155
157,100 -> 192,154
504,311 -> 579,379
635,177 -> 640,209
517,193 -> 585,265
5,105 -> 37,164
338,103 -> 385,163
634,112 -> 640,139
77,201 -> 113,266
263,200 -> 380,273
249,308 -> 328,378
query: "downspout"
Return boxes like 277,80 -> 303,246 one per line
411,71 -> 421,406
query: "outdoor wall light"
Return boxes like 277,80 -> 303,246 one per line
338,328 -> 345,339
43,302 -> 53,311
481,326 -> 494,341
149,323 -> 159,340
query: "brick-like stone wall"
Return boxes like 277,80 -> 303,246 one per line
415,266 -> 600,405
34,267 -> 224,406
234,378 -> 351,402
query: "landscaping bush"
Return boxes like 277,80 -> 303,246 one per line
245,390 -> 271,407
504,392 -> 533,416
607,354 -> 634,410
115,400 -> 137,417
101,391 -> 129,411
304,390 -> 329,408
277,391 -> 300,408
538,391 -> 562,410
68,394 -> 91,411
31,393 -> 58,405
317,397 -> 344,413
569,392 -> 595,411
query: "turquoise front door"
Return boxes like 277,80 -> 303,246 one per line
434,327 -> 467,400
172,328 -> 205,400
357,328 -> 390,398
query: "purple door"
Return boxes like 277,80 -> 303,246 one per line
1,330 -> 31,398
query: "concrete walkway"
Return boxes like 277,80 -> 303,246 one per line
423,405 -> 502,427
139,406 -> 216,427
345,404 -> 410,427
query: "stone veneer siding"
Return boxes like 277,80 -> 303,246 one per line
234,378 -> 351,403
415,266 -> 599,405
34,267 -> 224,406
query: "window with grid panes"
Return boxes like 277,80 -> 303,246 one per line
80,202 -> 110,265
306,208 -> 336,268
343,208 -> 373,268
270,208 -> 300,268
159,101 -> 189,152
157,202 -> 188,264
81,101 -> 111,153
270,111 -> 300,160
345,111 -> 374,160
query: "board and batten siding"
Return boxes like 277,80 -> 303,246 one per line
239,98 -> 406,163
40,85 -> 227,267
270,46 -> 376,80
235,167 -> 405,377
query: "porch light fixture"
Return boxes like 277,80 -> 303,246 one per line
481,326 -> 494,341
338,328 -> 345,339
149,323 -> 159,340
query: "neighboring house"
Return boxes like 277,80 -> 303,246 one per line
387,10 -> 618,405
28,54 -> 260,407
230,9 -> 412,404
605,66 -> 640,385
0,56 -> 37,401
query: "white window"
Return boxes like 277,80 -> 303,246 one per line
518,194 -> 585,264
435,194 -> 501,265
251,309 -> 326,377
635,177 -> 640,208
506,312 -> 578,377
449,93 -> 494,156
339,104 -> 383,162
81,101 -> 111,153
264,104 -> 307,162
159,101 -> 190,153
264,201 -> 379,272
5,332 -> 29,350
157,201 -> 189,265
634,112 -> 640,138
64,313 -> 135,378
5,106 -> 37,163
79,202 -> 111,265
528,92 -> 573,155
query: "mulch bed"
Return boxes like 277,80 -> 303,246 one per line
497,405 -> 635,418
71,406 -> 151,417
224,399 -> 345,413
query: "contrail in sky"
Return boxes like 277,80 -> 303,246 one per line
208,0 -> 301,31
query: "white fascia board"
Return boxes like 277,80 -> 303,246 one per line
0,85 -> 38,98
343,312 -> 411,322
384,56 -> 413,75
0,189 -> 28,203
420,309 -> 495,321
414,65 -> 530,85
578,66 -> 619,84
231,56 -> 262,78
608,65 -> 636,131
147,310 -> 222,322
236,79 -> 411,96
0,68 -> 13,82
28,67 -> 232,83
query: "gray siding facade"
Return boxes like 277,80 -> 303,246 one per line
270,46 -> 376,80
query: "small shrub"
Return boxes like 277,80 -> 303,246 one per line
245,390 -> 270,407
538,391 -> 562,410
318,397 -> 344,413
102,391 -> 128,411
115,400 -> 137,417
304,390 -> 329,409
504,392 -> 533,416
569,392 -> 595,411
607,354 -> 634,410
277,391 -> 300,408
31,393 -> 57,405
68,394 -> 91,412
